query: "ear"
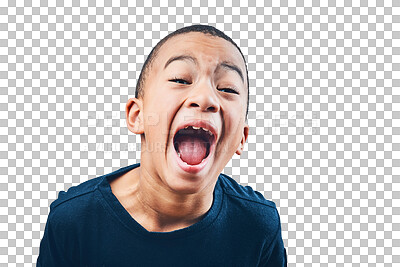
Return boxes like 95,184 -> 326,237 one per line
235,123 -> 249,155
126,98 -> 144,134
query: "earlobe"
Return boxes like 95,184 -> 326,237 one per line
126,98 -> 144,134
235,124 -> 249,155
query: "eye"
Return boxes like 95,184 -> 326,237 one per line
218,88 -> 239,94
169,78 -> 191,85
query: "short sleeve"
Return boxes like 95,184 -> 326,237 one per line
258,211 -> 287,267
36,211 -> 77,267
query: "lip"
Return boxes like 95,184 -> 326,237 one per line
172,119 -> 218,174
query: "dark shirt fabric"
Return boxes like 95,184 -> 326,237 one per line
37,163 -> 287,266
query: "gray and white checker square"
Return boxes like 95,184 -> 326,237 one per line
0,0 -> 399,266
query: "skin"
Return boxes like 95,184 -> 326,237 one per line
110,32 -> 249,232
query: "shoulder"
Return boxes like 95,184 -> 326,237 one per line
49,175 -> 103,212
45,175 -> 106,233
47,164 -> 139,225
218,173 -> 281,235
218,173 -> 278,210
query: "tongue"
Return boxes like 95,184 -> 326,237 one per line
175,135 -> 208,165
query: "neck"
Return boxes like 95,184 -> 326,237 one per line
111,164 -> 215,232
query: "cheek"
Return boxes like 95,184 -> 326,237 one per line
143,97 -> 181,142
223,104 -> 245,131
217,112 -> 243,151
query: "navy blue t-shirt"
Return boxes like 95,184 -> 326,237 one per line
37,163 -> 287,266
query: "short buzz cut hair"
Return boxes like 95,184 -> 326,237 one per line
135,24 -> 250,118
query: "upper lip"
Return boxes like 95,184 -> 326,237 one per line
173,120 -> 218,144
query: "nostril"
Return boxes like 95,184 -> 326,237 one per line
188,101 -> 218,112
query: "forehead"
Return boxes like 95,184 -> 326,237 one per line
154,32 -> 246,71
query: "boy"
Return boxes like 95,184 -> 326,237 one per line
37,25 -> 287,266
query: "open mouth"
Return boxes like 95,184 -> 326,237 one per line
173,124 -> 216,166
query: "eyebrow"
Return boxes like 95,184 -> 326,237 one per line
164,55 -> 197,69
219,62 -> 244,83
164,54 -> 244,84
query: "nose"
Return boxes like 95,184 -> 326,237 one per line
185,81 -> 220,113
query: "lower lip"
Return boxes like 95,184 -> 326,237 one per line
173,143 -> 215,174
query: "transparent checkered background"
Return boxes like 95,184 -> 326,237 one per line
0,0 -> 399,266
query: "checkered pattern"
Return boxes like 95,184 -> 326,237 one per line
0,0 -> 399,266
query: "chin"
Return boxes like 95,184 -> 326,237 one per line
164,174 -> 208,195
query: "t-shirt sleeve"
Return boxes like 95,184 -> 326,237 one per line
258,210 -> 288,267
36,210 -> 77,267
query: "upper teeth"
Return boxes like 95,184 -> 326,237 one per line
203,128 -> 212,135
183,126 -> 213,135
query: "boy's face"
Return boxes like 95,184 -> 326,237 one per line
127,32 -> 249,194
